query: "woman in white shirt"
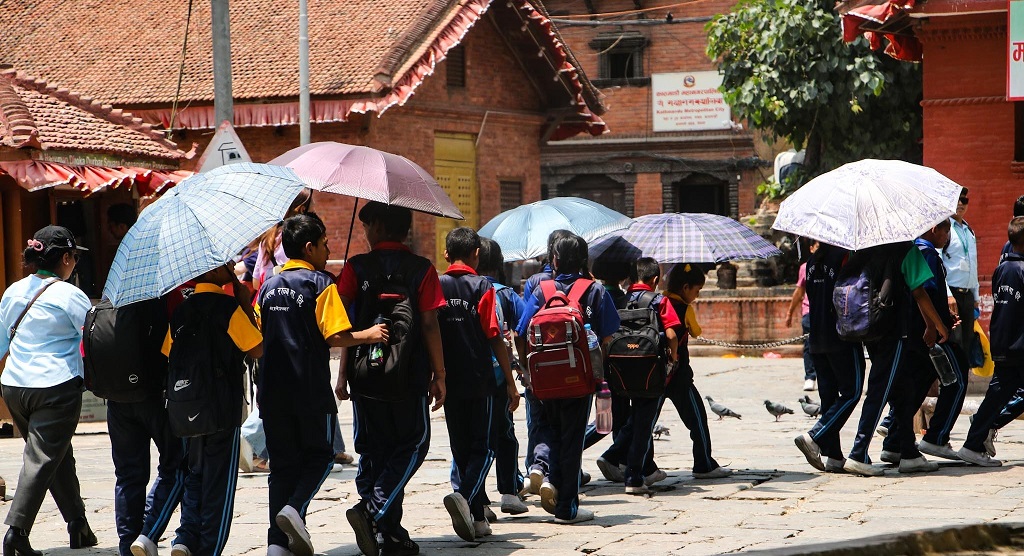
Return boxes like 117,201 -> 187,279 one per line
0,226 -> 97,555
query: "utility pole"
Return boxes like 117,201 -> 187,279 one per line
299,0 -> 310,145
211,0 -> 233,126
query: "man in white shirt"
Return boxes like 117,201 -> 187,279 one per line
943,188 -> 979,356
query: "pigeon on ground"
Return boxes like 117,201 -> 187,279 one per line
764,400 -> 794,421
653,424 -> 671,440
705,396 -> 742,420
799,396 -> 821,418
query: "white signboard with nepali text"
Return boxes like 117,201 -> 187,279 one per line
1009,0 -> 1024,100
652,71 -> 731,132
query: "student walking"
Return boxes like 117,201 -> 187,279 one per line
257,214 -> 387,556
162,263 -> 263,556
437,228 -> 518,541
959,216 -> 1024,466
335,202 -> 446,556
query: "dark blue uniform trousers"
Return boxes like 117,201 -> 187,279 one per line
662,363 -> 719,473
524,388 -> 554,476
543,395 -> 591,520
921,342 -> 969,446
807,345 -> 865,460
444,396 -> 495,521
264,412 -> 336,548
602,396 -> 661,485
107,399 -> 187,556
352,395 -> 430,540
490,385 -> 524,495
965,362 -> 1024,452
881,348 -> 938,458
174,427 -> 240,556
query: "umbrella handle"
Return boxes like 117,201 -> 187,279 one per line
344,198 -> 359,262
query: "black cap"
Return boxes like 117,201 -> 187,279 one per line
29,225 -> 88,255
358,201 -> 409,223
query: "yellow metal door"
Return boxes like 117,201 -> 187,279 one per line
434,132 -> 477,264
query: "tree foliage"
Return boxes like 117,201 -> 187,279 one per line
706,0 -> 922,176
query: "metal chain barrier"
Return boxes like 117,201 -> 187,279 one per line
694,334 -> 809,350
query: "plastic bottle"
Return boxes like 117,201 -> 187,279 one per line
367,315 -> 391,369
929,344 -> 958,386
585,324 -> 604,381
595,381 -> 613,435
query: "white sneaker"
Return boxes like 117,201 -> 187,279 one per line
170,545 -> 192,556
918,440 -> 961,461
824,457 -> 847,473
692,466 -> 732,479
794,433 -> 825,471
267,545 -> 294,556
500,493 -> 528,515
984,429 -> 998,457
554,507 -> 594,524
130,535 -> 158,556
275,505 -> 313,556
899,456 -> 940,473
527,469 -> 544,495
443,493 -> 475,541
595,457 -> 625,483
958,446 -> 1001,467
539,482 -> 558,515
803,379 -> 816,391
473,520 -> 492,538
644,469 -> 669,485
879,450 -> 901,465
843,459 -> 884,477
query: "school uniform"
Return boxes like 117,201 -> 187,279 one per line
963,252 -> 1024,452
663,295 -> 721,474
517,274 -> 620,520
802,245 -> 865,461
601,285 -> 681,487
162,283 -> 262,556
583,283 -> 630,450
845,243 -> 933,464
486,277 -> 526,497
337,242 -> 445,541
257,259 -> 353,550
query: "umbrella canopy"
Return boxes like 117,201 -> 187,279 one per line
771,159 -> 963,250
590,213 -> 782,264
268,141 -> 463,219
479,197 -> 632,262
103,163 -> 307,307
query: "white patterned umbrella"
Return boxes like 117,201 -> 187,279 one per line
772,159 -> 963,250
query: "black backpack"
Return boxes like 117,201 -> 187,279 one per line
833,251 -> 899,343
165,296 -> 244,438
347,255 -> 425,401
605,291 -> 668,398
83,298 -> 167,403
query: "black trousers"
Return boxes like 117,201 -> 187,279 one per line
807,344 -> 865,460
264,412 -> 336,548
663,363 -> 719,473
489,386 -> 523,496
108,398 -> 187,556
2,379 -> 86,533
583,394 -> 630,450
444,397 -> 494,521
921,342 -> 970,446
881,347 -> 937,458
174,427 -> 241,556
542,395 -> 591,520
523,389 -> 554,476
603,396 -> 660,485
849,339 -> 907,463
352,395 -> 430,539
965,361 -> 1024,452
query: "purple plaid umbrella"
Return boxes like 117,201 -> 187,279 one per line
590,213 -> 782,264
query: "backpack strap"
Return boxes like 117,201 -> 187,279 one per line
539,280 -> 558,307
565,278 -> 594,306
9,278 -> 58,340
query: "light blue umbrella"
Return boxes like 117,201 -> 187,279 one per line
103,163 -> 307,307
479,197 -> 631,262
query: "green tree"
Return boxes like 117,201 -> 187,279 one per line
706,0 -> 922,177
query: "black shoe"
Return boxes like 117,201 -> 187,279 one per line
3,527 -> 41,556
381,536 -> 419,556
345,502 -> 379,556
580,471 -> 592,486
68,516 -> 98,549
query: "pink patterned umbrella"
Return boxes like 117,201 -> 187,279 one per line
269,141 -> 464,219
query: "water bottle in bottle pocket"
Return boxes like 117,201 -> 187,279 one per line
595,381 -> 613,435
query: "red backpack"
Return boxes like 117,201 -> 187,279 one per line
525,279 -> 596,400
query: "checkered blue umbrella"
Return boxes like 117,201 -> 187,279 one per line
103,163 -> 307,307
589,213 -> 782,264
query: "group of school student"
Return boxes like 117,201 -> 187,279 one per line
793,194 -> 1024,477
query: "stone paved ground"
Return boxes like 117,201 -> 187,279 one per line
4,357 -> 1024,555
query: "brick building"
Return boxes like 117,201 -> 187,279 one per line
539,0 -> 773,219
3,0 -> 606,266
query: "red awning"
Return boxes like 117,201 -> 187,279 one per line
0,160 -> 192,197
841,1 -> 922,62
